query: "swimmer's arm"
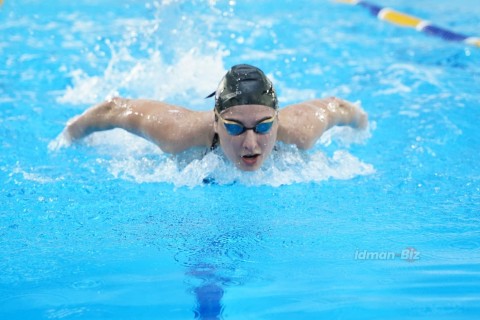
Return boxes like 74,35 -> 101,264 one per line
277,97 -> 368,149
65,97 -> 215,154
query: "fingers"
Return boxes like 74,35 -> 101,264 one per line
355,110 -> 368,130
350,102 -> 368,130
329,97 -> 369,130
65,114 -> 86,140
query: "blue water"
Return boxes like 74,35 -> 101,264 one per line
1,0 -> 480,319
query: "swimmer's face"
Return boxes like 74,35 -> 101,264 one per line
214,105 -> 278,171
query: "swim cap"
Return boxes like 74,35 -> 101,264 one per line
209,64 -> 278,112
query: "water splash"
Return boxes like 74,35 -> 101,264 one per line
56,1 -> 228,109
57,48 -> 226,108
320,121 -> 375,148
72,126 -> 374,188
9,162 -> 65,184
50,0 -> 375,187
106,146 -> 375,187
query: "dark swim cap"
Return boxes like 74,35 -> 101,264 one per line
208,64 -> 278,113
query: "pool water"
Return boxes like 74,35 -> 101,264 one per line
1,0 -> 480,319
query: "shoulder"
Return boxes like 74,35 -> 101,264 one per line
276,99 -> 331,149
278,99 -> 330,128
129,99 -> 213,126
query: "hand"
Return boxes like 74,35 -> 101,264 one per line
353,103 -> 368,130
333,98 -> 368,130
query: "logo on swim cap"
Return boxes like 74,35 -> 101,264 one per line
208,64 -> 278,112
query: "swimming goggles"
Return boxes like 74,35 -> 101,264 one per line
215,110 -> 277,136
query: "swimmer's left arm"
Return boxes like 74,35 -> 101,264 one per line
321,97 -> 368,131
277,97 -> 368,149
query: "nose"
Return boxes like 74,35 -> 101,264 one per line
242,129 -> 259,153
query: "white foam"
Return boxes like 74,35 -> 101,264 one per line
57,49 -> 226,109
10,163 -> 64,184
48,129 -> 73,151
76,129 -> 162,157
320,121 -> 375,148
374,63 -> 442,96
56,1 -> 228,109
86,131 -> 375,188
109,147 -> 374,187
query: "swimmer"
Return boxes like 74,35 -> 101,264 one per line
63,64 -> 368,171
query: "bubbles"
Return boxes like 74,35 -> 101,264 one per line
374,63 -> 443,97
9,162 -> 65,184
47,129 -> 72,151
73,128 -> 374,188
57,49 -> 226,109
56,1 -> 228,109
320,120 -> 375,148
45,307 -> 88,319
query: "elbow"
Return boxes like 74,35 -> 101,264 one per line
159,144 -> 183,154
153,132 -> 189,154
278,131 -> 316,150
295,138 -> 315,150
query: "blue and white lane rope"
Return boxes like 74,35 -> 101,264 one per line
336,0 -> 480,47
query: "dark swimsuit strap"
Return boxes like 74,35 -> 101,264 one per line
210,133 -> 219,150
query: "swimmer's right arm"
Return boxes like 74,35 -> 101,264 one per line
65,97 -> 215,154
277,97 -> 368,149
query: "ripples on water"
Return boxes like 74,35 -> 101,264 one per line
2,0 -> 480,318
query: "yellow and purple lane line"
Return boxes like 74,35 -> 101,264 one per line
336,0 -> 480,47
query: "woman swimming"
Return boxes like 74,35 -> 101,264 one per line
63,64 -> 368,171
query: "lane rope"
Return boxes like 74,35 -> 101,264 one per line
336,0 -> 480,47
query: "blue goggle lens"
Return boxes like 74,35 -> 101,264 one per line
223,119 -> 274,136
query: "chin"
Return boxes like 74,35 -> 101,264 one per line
239,165 -> 261,172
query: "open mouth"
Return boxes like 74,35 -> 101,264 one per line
241,154 -> 260,165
